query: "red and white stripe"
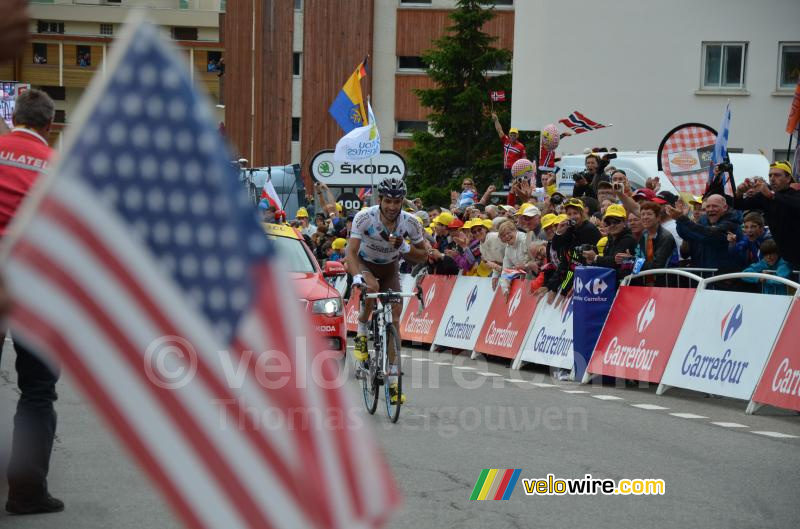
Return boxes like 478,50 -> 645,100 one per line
6,179 -> 398,529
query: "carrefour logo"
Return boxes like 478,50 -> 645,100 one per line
466,285 -> 479,311
636,298 -> 656,334
721,304 -> 743,342
575,277 -> 584,294
508,288 -> 522,318
560,298 -> 574,324
424,283 -> 436,308
574,277 -> 608,295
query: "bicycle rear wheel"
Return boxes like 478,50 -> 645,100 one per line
361,356 -> 378,415
384,324 -> 403,423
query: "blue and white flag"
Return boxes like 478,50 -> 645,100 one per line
710,101 -> 731,188
333,100 -> 380,163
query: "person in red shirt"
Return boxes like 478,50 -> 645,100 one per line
491,111 -> 526,190
0,88 -> 64,515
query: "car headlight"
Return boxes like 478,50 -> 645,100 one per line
311,297 -> 342,316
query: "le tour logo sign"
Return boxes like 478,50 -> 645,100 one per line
310,150 -> 407,187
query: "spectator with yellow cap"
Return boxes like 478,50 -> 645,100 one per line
451,219 -> 493,276
329,238 -> 347,262
491,111 -> 526,191
516,203 -> 545,242
635,201 -> 677,281
582,204 -> 638,279
734,160 -> 800,269
295,206 -> 316,237
549,198 -> 601,297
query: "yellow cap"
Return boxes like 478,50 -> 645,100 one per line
555,214 -> 568,224
331,238 -> 347,250
540,213 -> 558,229
515,203 -> 533,216
509,128 -> 519,134
425,226 -> 433,235
603,204 -> 627,220
564,198 -> 584,210
481,218 -> 493,230
335,203 -> 343,212
770,161 -> 793,176
434,211 -> 455,226
296,207 -> 308,218
463,219 -> 475,230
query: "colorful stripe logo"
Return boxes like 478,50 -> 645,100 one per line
470,469 -> 521,500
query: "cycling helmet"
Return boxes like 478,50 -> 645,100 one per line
377,177 -> 407,199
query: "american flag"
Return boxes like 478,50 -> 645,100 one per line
1,19 -> 397,529
558,111 -> 607,134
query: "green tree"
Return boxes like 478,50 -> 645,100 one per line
406,0 -> 512,206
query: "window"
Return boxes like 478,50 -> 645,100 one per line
773,149 -> 796,163
398,56 -> 428,70
172,27 -> 199,41
36,21 -> 64,34
292,117 -> 300,141
396,120 -> 428,135
492,0 -> 514,4
76,45 -> 91,67
779,43 -> 800,90
488,58 -> 511,72
32,43 -> 48,65
39,86 -> 65,101
293,52 -> 302,76
294,0 -> 302,10
100,23 -> 113,36
207,51 -> 222,72
400,0 -> 432,3
54,110 -> 66,124
702,42 -> 746,89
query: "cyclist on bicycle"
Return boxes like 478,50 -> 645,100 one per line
346,177 -> 429,403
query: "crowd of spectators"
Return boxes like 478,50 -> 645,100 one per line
264,156 -> 799,299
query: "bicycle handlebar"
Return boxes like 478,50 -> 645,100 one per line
364,291 -> 417,300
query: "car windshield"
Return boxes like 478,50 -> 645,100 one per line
269,236 -> 317,274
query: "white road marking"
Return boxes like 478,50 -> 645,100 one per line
631,404 -> 669,411
477,372 -> 502,377
562,390 -> 589,394
669,413 -> 708,419
411,358 -> 432,362
401,354 -> 410,358
530,383 -> 556,388
592,395 -> 624,401
504,378 -> 527,383
752,431 -> 798,439
711,422 -> 749,428
434,362 -> 452,366
453,366 -> 476,371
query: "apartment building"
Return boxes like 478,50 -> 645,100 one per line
2,0 -> 224,144
222,0 -> 514,185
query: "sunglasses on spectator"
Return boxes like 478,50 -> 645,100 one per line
604,217 -> 624,225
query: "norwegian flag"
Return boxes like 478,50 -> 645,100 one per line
558,111 -> 607,134
489,90 -> 507,102
0,18 -> 397,529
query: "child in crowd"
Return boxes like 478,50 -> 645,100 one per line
329,238 -> 347,262
742,239 -> 792,295
728,211 -> 771,268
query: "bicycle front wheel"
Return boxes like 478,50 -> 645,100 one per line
362,355 -> 378,415
384,324 -> 403,423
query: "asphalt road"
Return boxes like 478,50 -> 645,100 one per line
0,336 -> 798,528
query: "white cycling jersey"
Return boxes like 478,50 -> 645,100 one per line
350,205 -> 424,264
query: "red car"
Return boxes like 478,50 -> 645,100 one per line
262,223 -> 347,355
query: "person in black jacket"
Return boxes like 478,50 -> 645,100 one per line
550,198 -> 601,295
582,204 -> 637,280
733,161 -> 800,269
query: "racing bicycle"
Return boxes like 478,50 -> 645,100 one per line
357,282 -> 424,423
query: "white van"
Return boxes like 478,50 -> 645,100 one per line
555,151 -> 769,197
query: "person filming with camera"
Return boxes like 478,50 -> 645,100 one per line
549,198 -> 601,296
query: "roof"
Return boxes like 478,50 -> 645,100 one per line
262,222 -> 301,240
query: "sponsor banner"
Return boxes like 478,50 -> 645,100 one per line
332,275 -> 349,298
432,276 -> 496,350
310,150 -> 406,187
587,286 -> 695,383
572,267 -> 616,379
751,300 -> 800,413
344,285 -> 362,334
517,294 -> 575,370
474,279 -> 540,360
399,275 -> 456,344
660,290 -> 792,400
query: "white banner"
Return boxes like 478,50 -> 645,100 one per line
334,101 -> 380,163
398,273 -> 416,320
516,295 -> 575,370
432,276 -> 496,351
659,290 -> 792,400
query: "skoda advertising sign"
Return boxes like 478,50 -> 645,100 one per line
310,150 -> 406,187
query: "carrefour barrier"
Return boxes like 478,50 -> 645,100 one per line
474,279 -> 540,360
344,274 -> 416,334
748,295 -> 800,414
398,274 -> 456,344
572,267 -> 617,380
583,270 -> 701,384
432,276 -> 497,351
512,294 -> 575,372
658,273 -> 796,401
